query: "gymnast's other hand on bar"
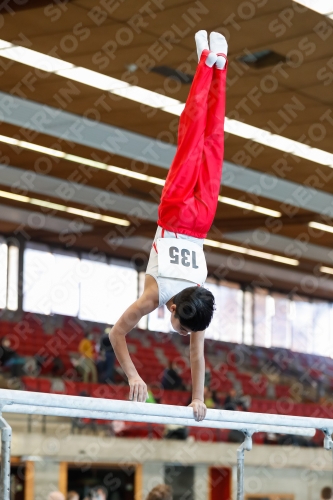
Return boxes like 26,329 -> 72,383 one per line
129,375 -> 148,403
189,399 -> 207,421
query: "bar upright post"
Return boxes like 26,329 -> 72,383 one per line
237,431 -> 252,500
0,416 -> 12,500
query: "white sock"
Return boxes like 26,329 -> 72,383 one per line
209,31 -> 228,69
195,30 -> 209,61
195,30 -> 217,67
205,52 -> 217,67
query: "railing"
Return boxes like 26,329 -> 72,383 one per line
0,389 -> 332,500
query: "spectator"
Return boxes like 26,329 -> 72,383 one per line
32,353 -> 46,375
224,388 -> 242,411
70,355 -> 83,380
66,492 -> 79,500
164,424 -> 188,440
204,367 -> 211,387
204,387 -> 215,409
0,337 -> 16,366
72,390 -> 97,434
146,386 -> 156,404
52,356 -> 65,377
146,484 -> 173,500
79,332 -> 96,359
91,486 -> 107,500
77,333 -> 98,383
48,493 -> 65,500
228,429 -> 245,443
161,361 -> 183,390
96,333 -> 116,383
223,388 -> 237,410
212,390 -> 223,408
322,487 -> 333,500
0,337 -> 25,377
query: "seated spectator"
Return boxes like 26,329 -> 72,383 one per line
33,353 -> 46,375
66,492 -> 79,500
228,429 -> 245,443
91,486 -> 107,500
72,390 -> 97,434
52,356 -> 65,377
70,355 -> 82,380
223,388 -> 238,410
147,484 -> 173,500
204,367 -> 211,388
212,390 -> 223,409
204,387 -> 215,409
48,493 -> 65,500
223,388 -> 246,411
0,337 -> 25,377
164,424 -> 188,440
77,333 -> 98,383
322,487 -> 333,500
0,337 -> 16,365
146,386 -> 157,404
161,361 -> 183,391
96,333 -> 116,384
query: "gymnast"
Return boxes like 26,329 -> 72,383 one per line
109,30 -> 228,421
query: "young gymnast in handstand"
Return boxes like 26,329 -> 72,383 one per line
110,30 -> 228,421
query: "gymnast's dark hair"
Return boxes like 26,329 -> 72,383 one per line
173,286 -> 215,332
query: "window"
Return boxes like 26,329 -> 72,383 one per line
290,298 -> 313,353
204,280 -> 221,340
312,300 -> 331,356
108,261 -> 138,325
23,245 -> 80,316
23,245 -> 53,315
79,258 -> 138,324
138,272 -> 148,330
148,305 -> 171,333
79,256 -> 112,324
7,245 -> 19,311
0,239 -> 7,309
253,288 -> 272,347
243,289 -> 253,345
205,280 -> 243,342
271,293 -> 291,349
51,251 -> 80,317
23,247 -> 138,323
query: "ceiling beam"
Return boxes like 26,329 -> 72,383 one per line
216,213 -> 320,233
0,164 -> 158,221
0,203 -> 92,234
3,0 -> 67,11
225,230 -> 333,267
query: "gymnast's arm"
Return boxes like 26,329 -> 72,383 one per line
109,275 -> 159,403
188,329 -> 207,421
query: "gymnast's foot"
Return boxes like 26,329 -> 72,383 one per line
195,30 -> 217,68
210,32 -> 228,69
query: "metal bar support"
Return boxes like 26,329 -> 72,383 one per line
237,431 -> 253,500
322,428 -> 333,450
0,415 -> 12,500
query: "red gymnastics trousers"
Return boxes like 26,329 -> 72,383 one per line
157,49 -> 228,240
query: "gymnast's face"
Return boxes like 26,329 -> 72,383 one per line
170,308 -> 191,336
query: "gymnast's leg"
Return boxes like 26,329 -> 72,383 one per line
193,32 -> 228,237
157,30 -> 217,237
